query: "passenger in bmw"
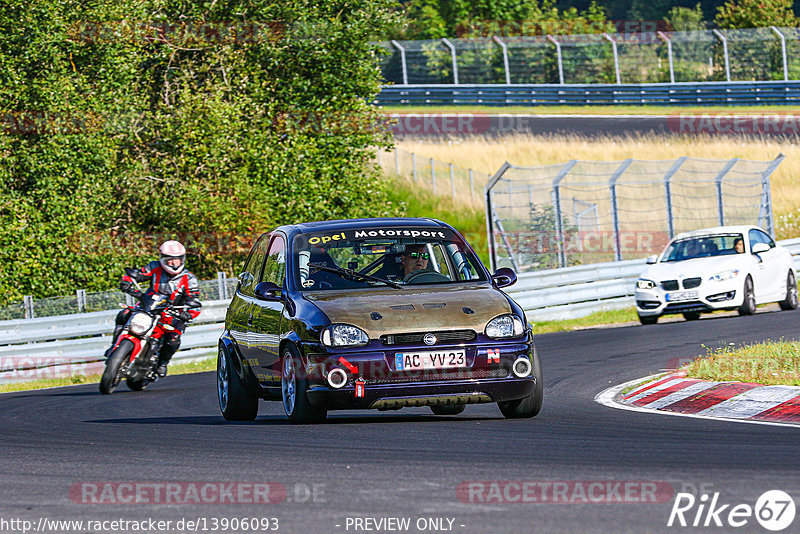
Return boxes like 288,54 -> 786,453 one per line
733,237 -> 744,254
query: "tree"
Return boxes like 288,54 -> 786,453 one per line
715,0 -> 799,29
665,4 -> 706,32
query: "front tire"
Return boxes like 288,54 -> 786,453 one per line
738,276 -> 756,316
217,347 -> 258,421
126,377 -> 148,391
682,312 -> 701,321
779,271 -> 798,311
498,354 -> 543,419
99,339 -> 133,394
638,314 -> 658,325
281,346 -> 327,424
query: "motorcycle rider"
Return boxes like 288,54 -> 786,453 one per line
108,240 -> 202,377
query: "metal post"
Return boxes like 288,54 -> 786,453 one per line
712,29 -> 731,82
552,160 -> 578,268
770,27 -> 789,82
657,31 -> 675,83
430,158 -> 436,194
603,33 -> 621,84
546,35 -> 564,84
609,159 -> 634,261
394,148 -> 400,174
411,152 -> 417,182
390,40 -> 408,85
493,36 -> 511,84
661,157 -> 687,239
486,162 -> 512,272
469,168 -> 474,204
441,38 -> 459,85
217,271 -> 228,300
758,154 -> 784,237
23,295 -> 34,319
449,163 -> 456,201
714,158 -> 739,226
76,289 -> 87,313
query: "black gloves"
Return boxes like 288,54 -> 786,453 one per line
178,310 -> 193,323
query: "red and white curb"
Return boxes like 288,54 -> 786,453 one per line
596,372 -> 800,428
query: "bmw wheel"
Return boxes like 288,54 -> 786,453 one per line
738,276 -> 756,316
779,271 -> 798,311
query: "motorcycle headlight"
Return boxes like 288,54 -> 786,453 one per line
709,269 -> 740,282
128,312 -> 153,336
321,324 -> 369,347
637,279 -> 656,290
485,315 -> 524,339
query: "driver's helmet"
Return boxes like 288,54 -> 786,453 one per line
159,240 -> 186,275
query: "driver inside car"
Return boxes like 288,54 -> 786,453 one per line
401,244 -> 431,279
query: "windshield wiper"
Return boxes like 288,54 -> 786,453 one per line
308,263 -> 402,289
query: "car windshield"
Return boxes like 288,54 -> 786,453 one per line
661,234 -> 744,262
293,226 -> 487,291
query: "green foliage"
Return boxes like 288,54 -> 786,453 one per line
0,0 -> 402,306
665,3 -> 706,32
715,0 -> 799,29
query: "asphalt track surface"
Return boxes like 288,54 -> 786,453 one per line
2,309 -> 799,534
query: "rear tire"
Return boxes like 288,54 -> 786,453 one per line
281,345 -> 327,424
682,312 -> 701,321
638,314 -> 658,325
779,271 -> 798,311
99,339 -> 133,395
738,276 -> 756,316
217,347 -> 258,421
498,354 -> 543,419
126,377 -> 148,391
431,404 -> 466,416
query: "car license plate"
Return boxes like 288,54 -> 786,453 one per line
395,350 -> 466,370
666,290 -> 699,302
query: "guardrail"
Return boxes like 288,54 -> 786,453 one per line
3,236 -> 800,381
375,81 -> 800,107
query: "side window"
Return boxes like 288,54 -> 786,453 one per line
240,234 -> 270,296
748,229 -> 760,250
757,230 -> 775,248
262,235 -> 286,286
430,244 -> 452,280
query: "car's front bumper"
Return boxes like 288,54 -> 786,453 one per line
635,278 -> 743,316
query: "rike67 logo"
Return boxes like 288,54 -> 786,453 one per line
668,490 -> 796,531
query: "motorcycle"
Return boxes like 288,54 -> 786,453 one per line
99,271 -> 190,394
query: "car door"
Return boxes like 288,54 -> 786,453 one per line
229,233 -> 271,383
250,234 -> 287,385
748,229 -> 782,300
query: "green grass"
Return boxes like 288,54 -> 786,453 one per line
684,340 -> 800,386
532,308 -> 639,334
0,356 -> 217,394
382,105 -> 800,115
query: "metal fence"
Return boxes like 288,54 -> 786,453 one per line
1,273 -> 238,321
486,155 -> 783,273
380,27 -> 800,86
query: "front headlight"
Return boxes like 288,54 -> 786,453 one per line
485,315 -> 524,339
709,269 -> 740,282
637,279 -> 656,289
321,324 -> 369,347
128,312 -> 153,336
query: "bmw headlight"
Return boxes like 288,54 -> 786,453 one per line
485,315 -> 524,339
321,324 -> 369,347
709,269 -> 740,282
128,312 -> 153,336
637,279 -> 656,290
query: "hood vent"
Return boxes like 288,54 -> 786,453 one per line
370,312 -> 382,320
423,303 -> 446,309
462,307 -> 474,314
390,304 -> 415,311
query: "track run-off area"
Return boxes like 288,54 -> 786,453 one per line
1,308 -> 798,534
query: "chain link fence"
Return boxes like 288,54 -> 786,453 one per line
486,155 -> 783,273
380,27 -> 800,85
1,274 -> 239,321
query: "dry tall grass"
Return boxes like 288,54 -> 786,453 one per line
396,135 -> 800,219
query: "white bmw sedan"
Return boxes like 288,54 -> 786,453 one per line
635,225 -> 797,324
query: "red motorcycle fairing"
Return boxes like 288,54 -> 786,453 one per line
113,333 -> 144,362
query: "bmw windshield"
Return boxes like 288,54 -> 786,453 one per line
293,227 -> 487,291
661,234 -> 744,262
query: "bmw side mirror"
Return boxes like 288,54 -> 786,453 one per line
255,281 -> 281,301
646,255 -> 658,264
492,267 -> 517,288
751,243 -> 769,255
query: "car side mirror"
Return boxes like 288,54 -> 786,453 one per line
751,243 -> 770,254
254,281 -> 281,301
646,255 -> 658,264
492,267 -> 517,288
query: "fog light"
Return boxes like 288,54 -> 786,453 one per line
512,357 -> 532,378
327,368 -> 348,389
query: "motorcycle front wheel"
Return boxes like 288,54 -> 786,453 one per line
100,339 -> 134,394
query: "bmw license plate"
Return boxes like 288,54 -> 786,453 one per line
666,290 -> 699,302
395,350 -> 466,370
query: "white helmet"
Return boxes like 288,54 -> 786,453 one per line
159,240 -> 186,275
